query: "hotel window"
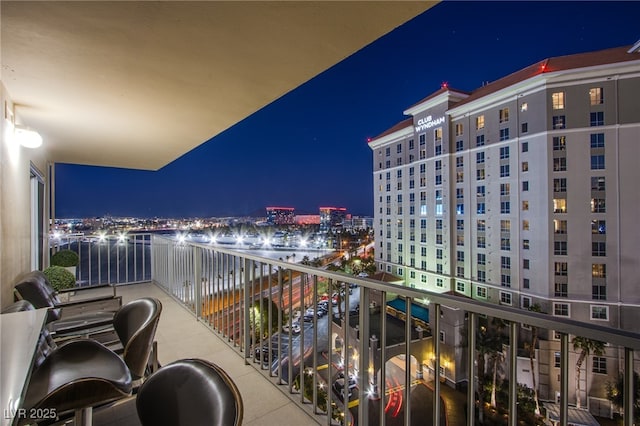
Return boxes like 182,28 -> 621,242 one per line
421,247 -> 427,256
521,102 -> 528,112
500,183 -> 510,196
456,140 -> 464,152
456,171 -> 464,183
477,235 -> 486,248
553,303 -> 569,317
476,134 -> 485,146
592,356 -> 607,374
522,181 -> 529,191
385,147 -> 390,156
436,263 -> 443,273
455,123 -> 464,136
522,162 -> 529,172
396,157 -> 403,166
553,157 -> 567,172
554,262 -> 568,276
590,111 -> 604,126
436,248 -> 442,259
477,169 -> 485,181
523,239 -> 530,250
434,127 -> 443,142
592,263 -> 606,278
477,253 -> 486,265
409,139 -> 415,150
500,128 -> 510,141
477,220 -> 486,232
591,198 -> 606,213
592,242 -> 606,257
591,219 -> 606,234
591,154 -> 604,170
421,275 -> 427,283
457,251 -> 465,262
521,123 -> 528,133
476,115 -> 485,130
590,87 -> 603,105
501,256 -> 511,270
501,201 -> 510,214
593,284 -> 607,300
501,237 -> 511,251
523,259 -> 530,270
457,220 -> 464,231
436,234 -> 442,244
552,115 -> 566,129
435,144 -> 442,156
500,164 -> 510,178
522,220 -> 529,231
500,146 -> 510,159
500,292 -> 512,305
476,286 -> 487,298
457,234 -> 464,245
435,175 -> 442,185
499,108 -> 509,123
456,157 -> 464,168
456,203 -> 464,215
554,219 -> 567,234
477,270 -> 486,282
554,241 -> 568,256
501,274 -> 511,287
397,143 -> 402,153
436,278 -> 443,288
555,282 -> 568,298
385,160 -> 391,168
590,133 -> 605,148
591,306 -> 608,321
477,203 -> 485,215
553,198 -> 567,213
477,185 -> 485,197
591,176 -> 605,191
554,352 -> 561,368
553,178 -> 567,192
552,91 -> 565,109
435,219 -> 442,229
456,281 -> 465,292
433,160 -> 441,171
522,141 -> 528,153
552,136 -> 566,150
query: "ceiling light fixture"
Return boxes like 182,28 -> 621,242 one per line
14,125 -> 43,148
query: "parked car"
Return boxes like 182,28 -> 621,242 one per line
332,376 -> 357,401
282,320 -> 301,334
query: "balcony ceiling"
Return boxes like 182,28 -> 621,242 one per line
1,1 -> 435,170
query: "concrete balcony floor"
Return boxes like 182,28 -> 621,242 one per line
92,282 -> 315,426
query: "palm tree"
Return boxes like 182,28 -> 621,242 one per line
525,304 -> 542,415
488,318 -> 508,408
572,336 -> 606,409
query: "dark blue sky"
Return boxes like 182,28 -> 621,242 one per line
55,1 -> 640,219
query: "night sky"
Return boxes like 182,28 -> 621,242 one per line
55,1 -> 640,219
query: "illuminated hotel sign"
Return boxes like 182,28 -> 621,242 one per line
415,115 -> 445,132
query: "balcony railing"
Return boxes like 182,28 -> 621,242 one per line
49,233 -> 151,286
53,232 -> 639,426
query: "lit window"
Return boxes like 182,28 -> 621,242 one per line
552,92 -> 565,109
591,198 -> 606,213
522,162 -> 529,172
500,183 -> 510,196
499,108 -> 510,123
589,87 -> 603,105
553,199 -> 567,213
592,263 -> 606,278
523,239 -> 530,250
476,115 -> 485,130
554,262 -> 568,276
522,220 -> 529,230
521,102 -> 528,112
455,123 -> 464,136
553,157 -> 567,171
553,136 -> 566,151
554,220 -> 567,234
434,127 -> 443,142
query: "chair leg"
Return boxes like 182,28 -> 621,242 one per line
74,406 -> 92,426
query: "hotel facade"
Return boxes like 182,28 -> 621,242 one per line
369,43 -> 640,410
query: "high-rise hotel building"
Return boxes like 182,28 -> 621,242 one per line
369,43 -> 640,333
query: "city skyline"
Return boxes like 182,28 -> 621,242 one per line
54,1 -> 640,218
